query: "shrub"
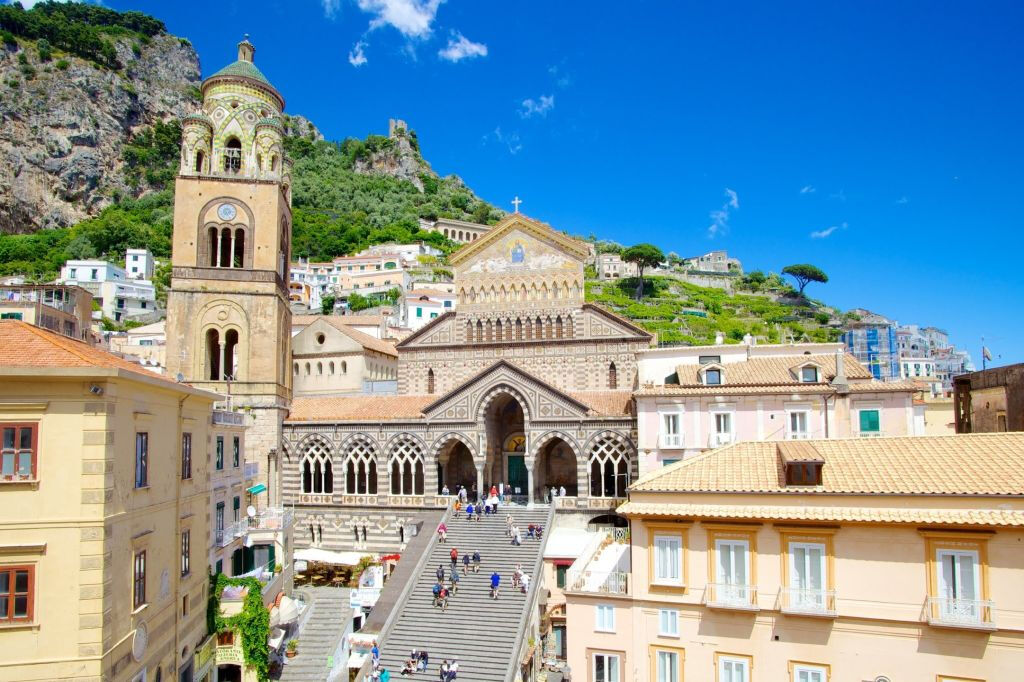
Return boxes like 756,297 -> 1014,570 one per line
36,37 -> 50,61
55,58 -> 69,70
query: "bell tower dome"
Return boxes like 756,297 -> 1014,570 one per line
167,37 -> 292,504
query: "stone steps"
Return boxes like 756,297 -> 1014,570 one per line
279,588 -> 352,682
377,508 -> 550,682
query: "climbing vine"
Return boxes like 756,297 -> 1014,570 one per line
207,571 -> 271,682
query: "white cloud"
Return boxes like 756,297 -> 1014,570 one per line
438,32 -> 487,62
800,185 -> 815,194
520,94 -> 555,118
707,188 -> 739,238
490,127 -> 522,155
828,189 -> 847,202
810,221 -> 848,239
548,64 -> 571,88
896,195 -> 909,204
348,41 -> 368,67
322,0 -> 341,18
356,0 -> 443,38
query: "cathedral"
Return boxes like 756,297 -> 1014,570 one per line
167,38 -> 651,553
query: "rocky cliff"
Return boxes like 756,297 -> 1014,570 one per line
0,33 -> 200,233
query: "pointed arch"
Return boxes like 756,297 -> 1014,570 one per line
427,368 -> 435,394
608,361 -> 618,389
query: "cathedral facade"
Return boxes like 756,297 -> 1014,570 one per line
281,215 -> 652,552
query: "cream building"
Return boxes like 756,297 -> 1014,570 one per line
564,433 -> 1024,682
291,316 -> 398,396
0,319 -> 221,682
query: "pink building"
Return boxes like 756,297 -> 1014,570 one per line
635,342 -> 918,473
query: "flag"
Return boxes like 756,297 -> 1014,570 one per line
983,346 -> 993,362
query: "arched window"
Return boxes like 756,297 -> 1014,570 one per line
208,227 -> 218,266
589,434 -> 631,498
218,227 -> 232,267
343,437 -> 378,495
293,362 -> 299,375
194,150 -> 204,173
271,155 -> 278,172
495,320 -> 503,340
300,438 -> 333,494
223,329 -> 238,379
555,316 -> 564,339
233,228 -> 245,268
476,320 -> 483,342
608,361 -> 618,389
223,137 -> 241,173
427,368 -> 435,394
466,321 -> 474,342
316,362 -> 323,375
205,329 -> 220,380
342,361 -> 348,374
256,153 -> 263,172
515,318 -> 523,340
389,436 -> 425,495
305,362 -> 311,375
329,361 -> 335,374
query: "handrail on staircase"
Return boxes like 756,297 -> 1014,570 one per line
354,503 -> 453,681
504,503 -> 557,682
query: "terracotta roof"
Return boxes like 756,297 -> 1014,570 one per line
629,433 -> 1024,496
293,314 -> 383,326
673,352 -> 870,386
287,395 -> 434,421
407,289 -> 456,298
617,501 -> 1024,527
0,320 -> 183,389
634,379 -> 918,397
568,391 -> 634,417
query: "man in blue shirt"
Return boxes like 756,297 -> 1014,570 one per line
490,571 -> 500,599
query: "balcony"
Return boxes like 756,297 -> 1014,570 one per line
247,507 -> 293,531
925,597 -> 997,631
779,587 -> 837,617
708,433 -> 734,448
215,520 -> 246,548
213,409 -> 245,426
705,583 -> 759,611
567,569 -> 629,595
564,529 -> 631,596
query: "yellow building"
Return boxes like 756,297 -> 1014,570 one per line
0,319 -> 221,682
564,433 -> 1024,682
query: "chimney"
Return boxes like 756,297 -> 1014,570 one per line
831,348 -> 849,392
238,35 -> 255,63
714,331 -> 725,345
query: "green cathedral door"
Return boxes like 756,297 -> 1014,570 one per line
507,455 -> 527,498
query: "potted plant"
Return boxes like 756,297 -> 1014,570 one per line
286,639 -> 299,658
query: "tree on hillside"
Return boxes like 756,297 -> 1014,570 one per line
622,243 -> 664,300
782,264 -> 829,295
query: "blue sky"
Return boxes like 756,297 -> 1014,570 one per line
43,1 -> 1024,362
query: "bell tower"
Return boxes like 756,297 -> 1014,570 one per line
167,37 -> 293,505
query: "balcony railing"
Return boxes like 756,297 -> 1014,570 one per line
705,582 -> 758,610
567,569 -> 629,595
926,597 -> 996,630
779,587 -> 837,616
213,410 -> 245,426
215,521 -> 245,548
246,507 -> 293,531
709,433 -> 734,448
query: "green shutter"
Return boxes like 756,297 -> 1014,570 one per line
859,410 -> 880,432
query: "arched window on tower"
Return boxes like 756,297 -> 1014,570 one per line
427,368 -> 435,394
608,361 -> 618,389
206,329 -> 221,380
233,228 -> 245,268
224,329 -> 239,380
194,150 -> 205,174
223,137 -> 242,174
271,155 -> 278,172
219,227 -> 232,267
208,227 -> 219,267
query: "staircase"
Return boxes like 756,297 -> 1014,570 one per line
279,587 -> 349,682
377,506 -> 551,681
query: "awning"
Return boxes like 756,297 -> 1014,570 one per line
293,548 -> 368,565
268,626 -> 286,650
247,484 -> 267,495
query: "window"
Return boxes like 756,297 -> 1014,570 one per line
592,653 -> 620,682
658,609 -> 679,636
595,604 -> 615,632
0,312 -> 22,320
215,436 -> 224,470
0,565 -> 33,622
716,654 -> 750,682
232,436 -> 240,467
654,648 -> 681,682
661,413 -> 682,448
1,423 -> 36,480
608,362 -> 618,389
430,312 -> 438,319
698,355 -> 721,365
69,268 -> 77,279
704,368 -> 722,385
134,433 -> 148,488
936,549 -> 980,620
232,496 -> 241,523
91,268 -> 98,279
181,433 -> 192,480
133,551 -> 147,609
857,408 -> 880,435
416,307 -> 423,318
791,663 -> 828,682
713,412 -> 733,443
800,366 -> 818,382
653,534 -> 683,586
713,538 -> 752,605
180,531 -> 190,576
788,411 -> 809,439
443,300 -> 452,308
789,542 -> 827,610
556,565 -> 568,589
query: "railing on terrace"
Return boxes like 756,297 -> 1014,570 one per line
215,521 -> 246,548
705,582 -> 758,610
567,569 -> 629,595
925,597 -> 996,630
246,507 -> 293,531
708,433 -> 735,448
213,410 -> 245,426
230,560 -> 281,597
779,587 -> 837,616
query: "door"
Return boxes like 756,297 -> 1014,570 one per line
715,539 -> 749,604
507,455 -> 527,498
937,549 -> 979,621
790,542 -> 825,609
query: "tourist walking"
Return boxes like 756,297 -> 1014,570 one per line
419,650 -> 429,672
462,552 -> 471,575
506,514 -> 513,537
472,550 -> 481,572
437,522 -> 447,543
450,570 -> 459,595
465,502 -> 474,519
511,525 -> 522,546
439,660 -> 449,681
436,565 -> 445,583
475,503 -> 483,521
450,547 -> 458,571
490,571 -> 501,599
448,658 -> 459,680
521,571 -> 530,594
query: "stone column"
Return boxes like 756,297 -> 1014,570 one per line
476,459 -> 484,503
218,342 -> 226,381
525,457 -> 535,507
